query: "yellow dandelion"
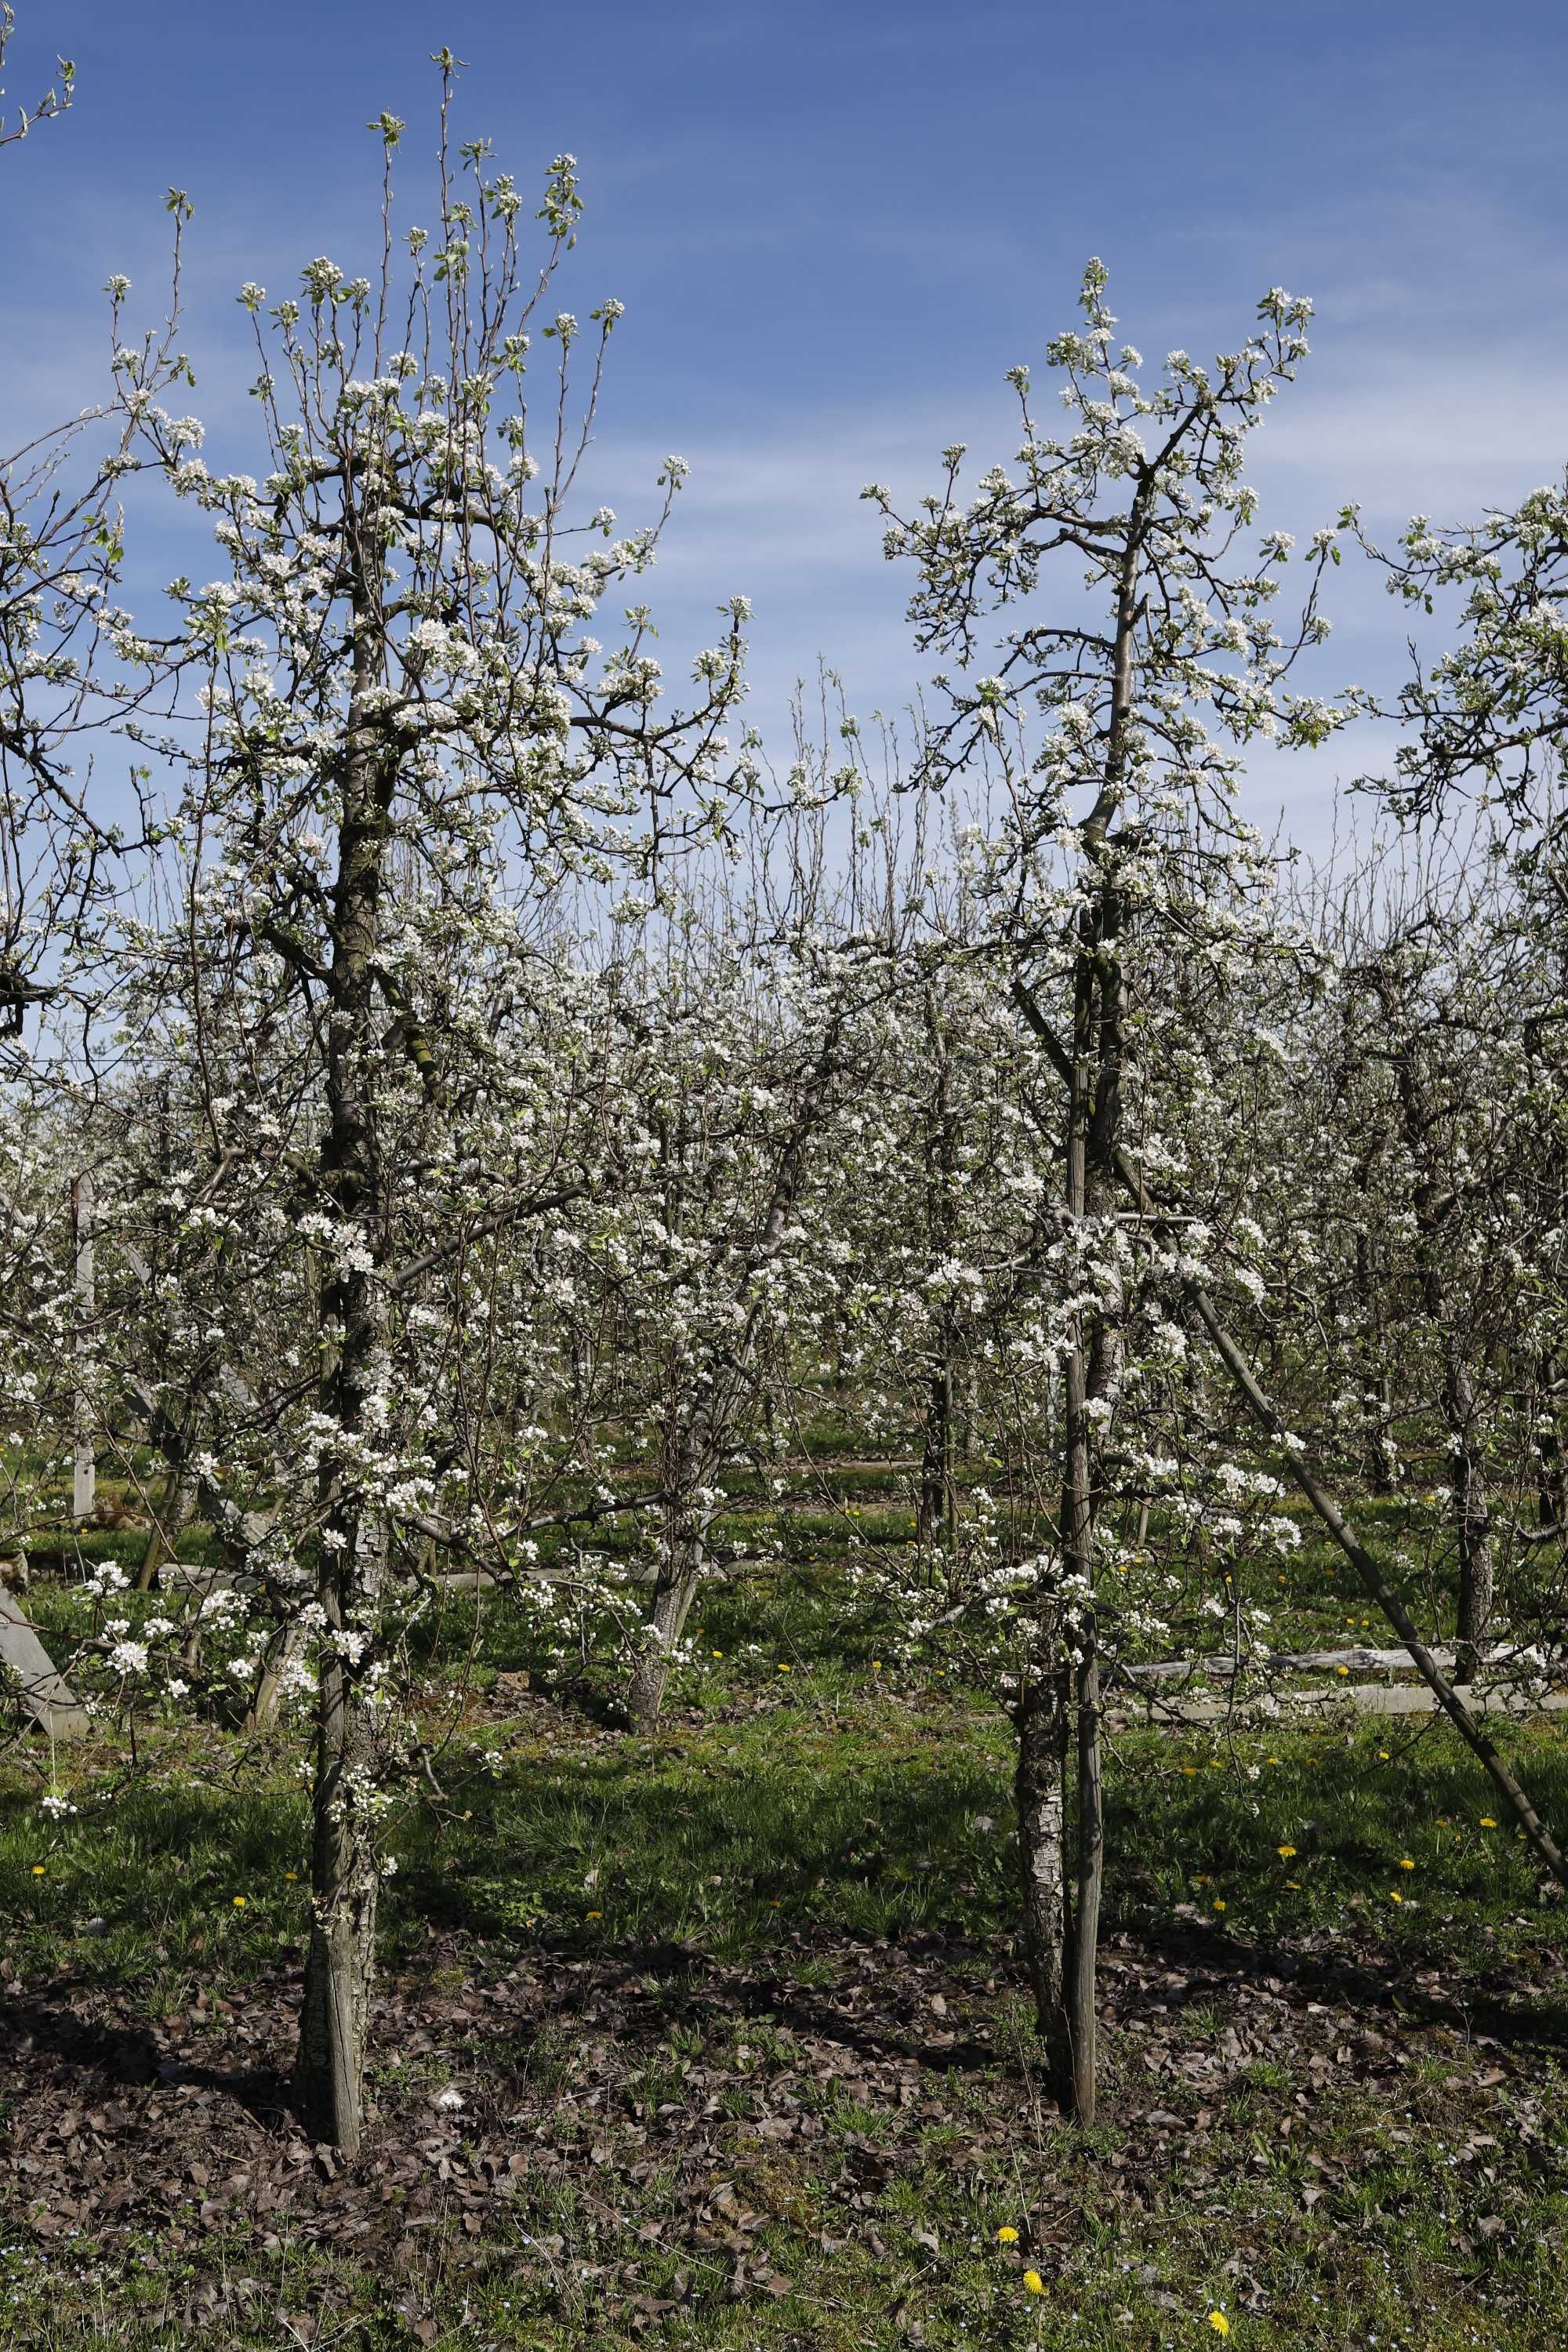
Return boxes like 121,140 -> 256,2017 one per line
778,1663 -> 791,1673
1213,1899 -> 1227,1913
232,1896 -> 247,1908
31,1864 -> 45,1877
1399,1857 -> 1415,1870
1285,1880 -> 1301,1889
586,1909 -> 602,1920
1479,1817 -> 1497,1829
284,1870 -> 298,1882
1388,1890 -> 1403,1904
1022,2270 -> 1045,2296
1209,2316 -> 1231,2339
1181,1766 -> 1198,1777
712,1650 -> 724,1658
996,2225 -> 1019,2244
1378,1750 -> 1390,1762
1335,1666 -> 1350,1677
1276,1845 -> 1297,1860
872,1661 -> 883,1671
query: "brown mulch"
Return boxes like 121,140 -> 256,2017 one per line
2,1916 -> 1556,2278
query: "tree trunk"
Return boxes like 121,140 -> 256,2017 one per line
1014,1670 -> 1073,2103
918,1352 -> 956,1550
296,1105 -> 390,2149
294,552 -> 394,2158
1070,1640 -> 1103,2122
296,1579 -> 383,2151
1051,871 -> 1124,2125
248,1616 -> 308,1732
1446,1348 -> 1493,1682
625,1533 -> 704,1729
1384,978 -> 1494,1684
1017,546 -> 1135,2123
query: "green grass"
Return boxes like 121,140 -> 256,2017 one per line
5,1667 -> 1568,2348
9,1690 -> 1562,1986
5,1466 -> 1568,2350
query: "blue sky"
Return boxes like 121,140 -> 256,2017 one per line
7,0 -> 1568,845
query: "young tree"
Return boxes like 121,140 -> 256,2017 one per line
108,72 -> 756,2152
864,261 -> 1352,2114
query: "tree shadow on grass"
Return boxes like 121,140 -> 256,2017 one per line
384,1749 -> 1019,2081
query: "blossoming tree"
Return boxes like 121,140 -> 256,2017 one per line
863,261 -> 1353,2114
103,73 -> 757,2152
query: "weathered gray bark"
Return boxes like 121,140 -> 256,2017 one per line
247,1616 -> 309,1733
1071,1645 -> 1104,2122
1013,1668 -> 1073,2103
624,1533 -> 705,1730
